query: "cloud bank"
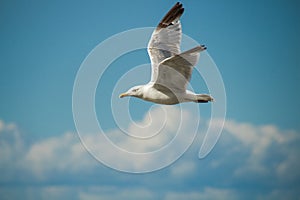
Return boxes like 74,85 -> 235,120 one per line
0,107 -> 299,199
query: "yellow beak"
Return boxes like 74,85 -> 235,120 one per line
119,93 -> 129,98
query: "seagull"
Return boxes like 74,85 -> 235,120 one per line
119,2 -> 214,105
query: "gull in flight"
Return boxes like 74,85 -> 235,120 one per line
119,2 -> 214,104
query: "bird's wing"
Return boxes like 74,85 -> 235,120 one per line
147,2 -> 184,82
153,46 -> 206,93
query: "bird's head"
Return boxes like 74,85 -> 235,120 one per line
119,85 -> 143,98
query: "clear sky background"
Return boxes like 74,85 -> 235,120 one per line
0,0 -> 300,199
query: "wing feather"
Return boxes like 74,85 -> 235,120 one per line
153,46 -> 206,92
148,2 -> 184,82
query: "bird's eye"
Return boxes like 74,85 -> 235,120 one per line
132,89 -> 138,92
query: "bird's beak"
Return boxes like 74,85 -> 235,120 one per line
119,93 -> 129,98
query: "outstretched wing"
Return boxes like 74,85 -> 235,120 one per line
153,45 -> 206,93
147,2 -> 184,82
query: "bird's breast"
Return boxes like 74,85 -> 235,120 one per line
142,86 -> 179,105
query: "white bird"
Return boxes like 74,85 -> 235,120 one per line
119,2 -> 214,105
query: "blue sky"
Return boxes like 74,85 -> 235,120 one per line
1,0 -> 300,199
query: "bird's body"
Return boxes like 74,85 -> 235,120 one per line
120,2 -> 214,104
128,83 -> 212,105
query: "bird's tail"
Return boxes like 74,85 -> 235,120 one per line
195,94 -> 214,103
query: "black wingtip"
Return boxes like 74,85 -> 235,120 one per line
157,2 -> 184,29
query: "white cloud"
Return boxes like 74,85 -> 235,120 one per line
75,105 -> 199,172
210,119 -> 300,181
170,161 -> 196,177
24,131 -> 98,179
164,187 -> 239,200
108,105 -> 195,153
79,187 -> 154,200
0,120 -> 18,133
257,188 -> 300,200
1,106 -> 198,177
110,106 -> 179,152
1,114 -> 300,199
0,120 -> 3,131
0,120 -> 25,181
